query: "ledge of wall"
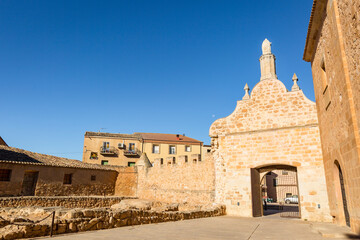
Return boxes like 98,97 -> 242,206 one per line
0,196 -> 137,208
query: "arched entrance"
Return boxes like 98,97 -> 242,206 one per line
251,164 -> 300,218
334,161 -> 350,227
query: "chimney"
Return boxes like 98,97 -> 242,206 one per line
176,134 -> 180,140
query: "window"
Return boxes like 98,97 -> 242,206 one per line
207,149 -> 211,153
0,169 -> 11,181
169,145 -> 176,154
129,143 -> 135,152
282,170 -> 288,175
90,152 -> 98,160
184,156 -> 188,163
101,160 -> 109,165
320,58 -> 328,92
320,57 -> 331,111
63,174 -> 72,185
128,162 -> 135,167
273,179 -> 278,187
185,145 -> 191,152
103,142 -> 110,150
160,158 -> 163,165
172,157 -> 176,164
152,145 -> 160,154
91,175 -> 96,181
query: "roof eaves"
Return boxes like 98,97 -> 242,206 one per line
303,0 -> 328,62
0,159 -> 117,171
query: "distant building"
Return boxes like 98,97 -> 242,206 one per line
0,145 -> 118,197
303,0 -> 360,232
261,170 -> 298,203
82,132 -> 203,166
202,144 -> 211,156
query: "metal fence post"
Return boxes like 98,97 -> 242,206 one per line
50,211 -> 55,237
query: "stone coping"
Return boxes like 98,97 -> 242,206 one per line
0,196 -> 135,200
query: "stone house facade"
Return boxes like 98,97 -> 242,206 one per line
83,132 -> 203,167
209,39 -> 331,222
0,145 -> 118,196
262,170 -> 298,203
303,0 -> 360,232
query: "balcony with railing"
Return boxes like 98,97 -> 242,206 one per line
123,148 -> 141,157
100,146 -> 118,155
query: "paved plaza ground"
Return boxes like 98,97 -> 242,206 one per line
39,215 -> 358,240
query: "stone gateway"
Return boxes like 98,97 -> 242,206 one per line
209,39 -> 332,222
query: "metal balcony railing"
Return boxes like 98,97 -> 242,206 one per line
100,146 -> 118,155
123,148 -> 141,157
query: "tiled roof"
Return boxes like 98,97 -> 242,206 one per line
0,137 -> 7,146
0,145 -> 116,171
85,131 -> 203,144
85,132 -> 141,139
303,0 -> 327,61
136,133 -> 203,144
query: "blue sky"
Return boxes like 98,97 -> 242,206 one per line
1,0 -> 315,160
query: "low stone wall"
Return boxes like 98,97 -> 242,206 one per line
0,205 -> 226,240
0,196 -> 136,208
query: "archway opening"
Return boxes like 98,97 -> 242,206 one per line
334,160 -> 350,227
251,164 -> 300,218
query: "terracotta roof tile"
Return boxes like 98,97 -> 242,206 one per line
135,133 -> 202,144
303,0 -> 327,61
85,132 -> 141,139
0,137 -> 7,146
85,131 -> 202,144
0,145 -> 116,171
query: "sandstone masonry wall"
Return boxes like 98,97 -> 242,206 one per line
137,153 -> 215,204
0,205 -> 226,240
309,0 -> 360,232
210,77 -> 331,222
114,167 -> 137,197
0,196 -> 134,208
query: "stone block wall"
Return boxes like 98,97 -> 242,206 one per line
0,205 -> 226,240
114,167 -> 137,197
309,0 -> 360,232
137,154 -> 215,204
0,196 -> 133,208
210,77 -> 332,222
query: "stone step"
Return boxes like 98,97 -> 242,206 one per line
310,222 -> 359,239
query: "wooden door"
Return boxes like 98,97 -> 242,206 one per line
339,168 -> 350,227
21,171 -> 39,196
251,168 -> 262,217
